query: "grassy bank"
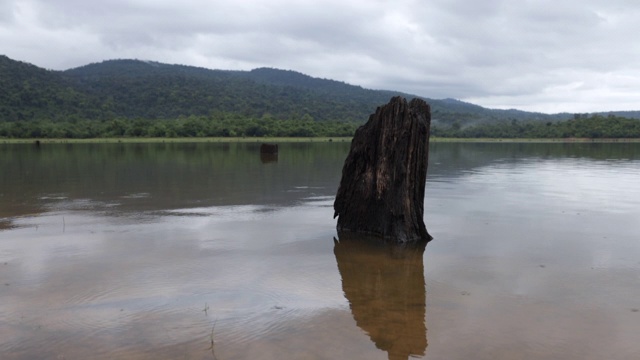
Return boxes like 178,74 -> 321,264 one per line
2,137 -> 640,144
0,137 -> 353,144
429,137 -> 640,143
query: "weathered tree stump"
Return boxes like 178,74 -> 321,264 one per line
333,96 -> 432,243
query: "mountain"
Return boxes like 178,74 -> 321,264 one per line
61,60 -> 388,122
0,55 -> 99,121
1,55 -> 636,125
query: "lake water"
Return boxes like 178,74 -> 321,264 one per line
1,141 -> 639,360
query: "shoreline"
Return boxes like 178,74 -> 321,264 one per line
429,137 -> 640,143
2,137 -> 640,144
0,137 -> 353,144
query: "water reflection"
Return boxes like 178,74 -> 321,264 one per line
334,233 -> 428,360
0,142 -> 350,228
260,152 -> 278,163
2,142 -> 640,358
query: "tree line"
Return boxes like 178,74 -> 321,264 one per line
432,114 -> 640,139
2,113 -> 639,139
0,114 -> 359,139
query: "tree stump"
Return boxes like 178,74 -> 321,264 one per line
333,96 -> 432,243
260,143 -> 278,154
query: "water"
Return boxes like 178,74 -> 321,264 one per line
1,141 -> 639,359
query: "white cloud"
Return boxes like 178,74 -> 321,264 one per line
2,0 -> 640,113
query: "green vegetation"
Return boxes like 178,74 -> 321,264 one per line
0,115 -> 358,139
432,114 -> 640,139
2,113 -> 639,140
1,137 -> 353,144
2,55 -> 640,140
0,55 -> 603,124
2,55 -> 400,123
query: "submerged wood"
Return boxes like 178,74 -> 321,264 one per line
333,96 -> 432,243
260,143 -> 278,154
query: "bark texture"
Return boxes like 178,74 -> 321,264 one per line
333,96 -> 432,243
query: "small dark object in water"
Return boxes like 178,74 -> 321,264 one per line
334,96 -> 432,243
34,140 -> 41,147
260,143 -> 278,154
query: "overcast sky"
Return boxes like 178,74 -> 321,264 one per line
2,0 -> 639,113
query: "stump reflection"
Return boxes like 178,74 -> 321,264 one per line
260,153 -> 278,163
334,233 -> 427,360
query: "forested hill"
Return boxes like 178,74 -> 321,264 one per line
61,60 -> 393,122
0,55 -> 98,121
2,55 -> 640,125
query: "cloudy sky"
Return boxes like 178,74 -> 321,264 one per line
2,0 -> 639,113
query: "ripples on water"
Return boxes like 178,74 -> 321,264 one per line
1,142 -> 640,359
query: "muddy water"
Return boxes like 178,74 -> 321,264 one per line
1,142 -> 639,359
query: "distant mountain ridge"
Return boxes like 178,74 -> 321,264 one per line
2,55 -> 639,124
